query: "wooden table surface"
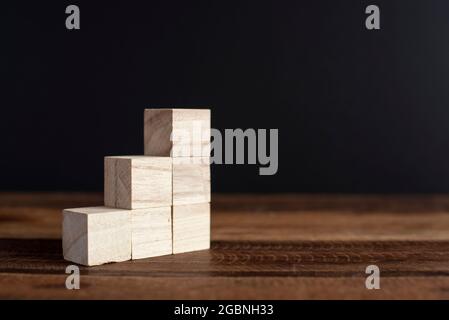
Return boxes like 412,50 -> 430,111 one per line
1,192 -> 449,299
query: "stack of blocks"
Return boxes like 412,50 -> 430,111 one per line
62,109 -> 211,266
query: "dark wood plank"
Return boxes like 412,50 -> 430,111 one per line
1,192 -> 449,299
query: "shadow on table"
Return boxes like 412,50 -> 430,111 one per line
0,238 -> 67,272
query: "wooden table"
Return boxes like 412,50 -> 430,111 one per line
1,192 -> 449,299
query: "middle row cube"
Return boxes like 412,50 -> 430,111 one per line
104,156 -> 210,209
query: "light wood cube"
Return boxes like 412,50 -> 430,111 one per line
62,207 -> 131,266
144,108 -> 210,157
173,203 -> 210,254
173,157 -> 210,206
131,206 -> 172,259
104,156 -> 172,209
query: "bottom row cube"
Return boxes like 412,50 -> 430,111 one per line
62,203 -> 210,266
173,203 -> 210,254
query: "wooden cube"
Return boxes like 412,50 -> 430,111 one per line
144,108 -> 210,157
131,206 -> 172,259
173,203 -> 210,254
173,157 -> 210,206
62,207 -> 131,266
104,156 -> 172,209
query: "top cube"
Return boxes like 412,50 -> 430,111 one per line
144,109 -> 211,157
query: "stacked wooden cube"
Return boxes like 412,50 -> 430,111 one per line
62,109 -> 211,266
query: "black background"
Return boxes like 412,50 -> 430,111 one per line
3,0 -> 449,193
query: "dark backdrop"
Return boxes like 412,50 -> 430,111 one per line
2,0 -> 449,193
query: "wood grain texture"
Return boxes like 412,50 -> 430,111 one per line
144,109 -> 210,157
62,207 -> 131,266
173,157 -> 210,206
104,157 -> 131,209
131,206 -> 172,259
144,109 -> 173,157
173,203 -> 210,254
3,193 -> 449,299
104,156 -> 172,209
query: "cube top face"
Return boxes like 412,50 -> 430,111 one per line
105,155 -> 168,161
64,206 -> 127,215
62,207 -> 131,266
144,108 -> 211,157
104,156 -> 172,209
